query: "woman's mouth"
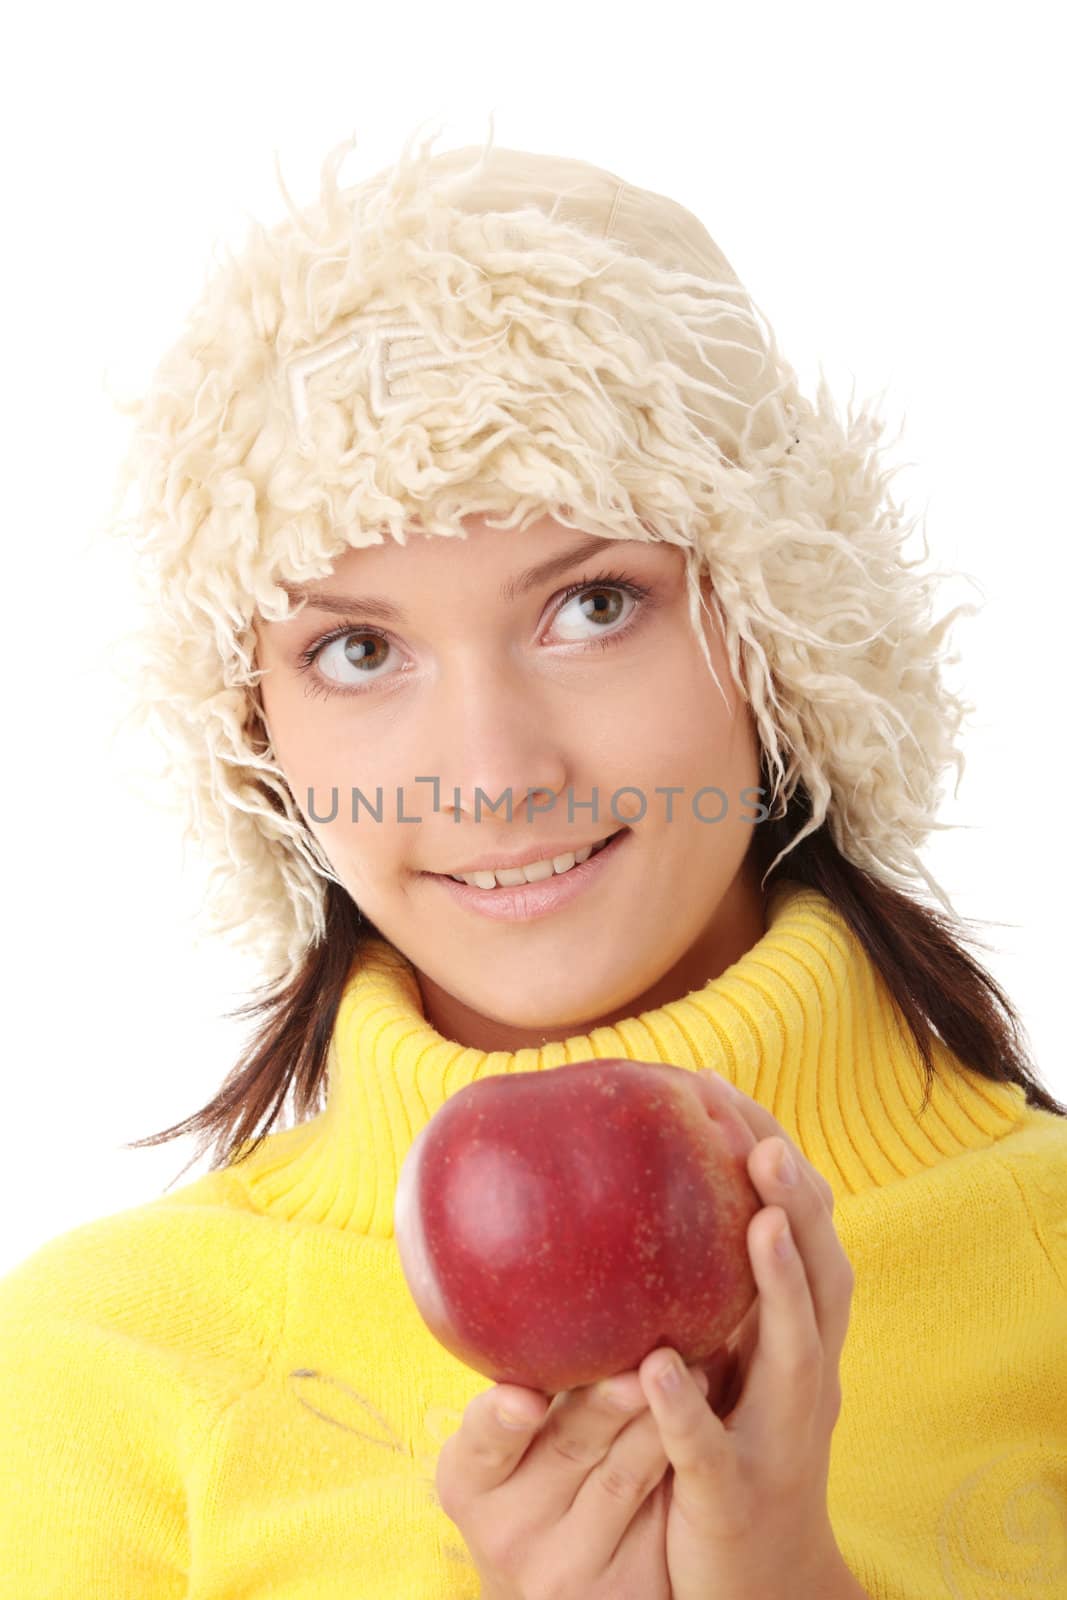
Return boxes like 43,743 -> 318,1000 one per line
422,827 -> 632,922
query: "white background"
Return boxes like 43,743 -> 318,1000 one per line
1,1 -> 1063,1276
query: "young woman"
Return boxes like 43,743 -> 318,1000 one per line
1,119 -> 1063,1599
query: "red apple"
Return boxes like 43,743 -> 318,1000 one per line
394,1059 -> 760,1394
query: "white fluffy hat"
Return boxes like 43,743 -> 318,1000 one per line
103,116 -> 978,988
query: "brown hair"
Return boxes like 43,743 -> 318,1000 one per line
125,779 -> 1066,1190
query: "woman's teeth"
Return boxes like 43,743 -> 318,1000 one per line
448,834 -> 615,889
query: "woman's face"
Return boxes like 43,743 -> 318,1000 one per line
253,512 -> 767,1049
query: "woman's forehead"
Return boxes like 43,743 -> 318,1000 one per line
271,516 -> 689,600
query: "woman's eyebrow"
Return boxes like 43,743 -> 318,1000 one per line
278,533 -> 626,622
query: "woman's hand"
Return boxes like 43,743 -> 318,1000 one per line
634,1066 -> 860,1600
435,1355 -> 709,1598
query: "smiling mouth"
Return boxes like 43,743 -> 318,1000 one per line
432,830 -> 624,889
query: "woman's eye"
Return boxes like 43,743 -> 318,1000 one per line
296,572 -> 653,701
550,582 -> 638,642
300,629 -> 400,698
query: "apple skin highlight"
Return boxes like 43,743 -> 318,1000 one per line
394,1059 -> 761,1394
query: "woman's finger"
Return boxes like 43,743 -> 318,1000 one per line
558,1368 -> 709,1566
726,1201 -> 825,1461
747,1136 -> 855,1361
706,1073 -> 837,1214
436,1383 -> 548,1515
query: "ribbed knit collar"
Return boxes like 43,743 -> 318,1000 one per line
231,877 -> 1027,1235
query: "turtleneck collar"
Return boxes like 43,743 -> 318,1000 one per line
229,877 -> 1026,1235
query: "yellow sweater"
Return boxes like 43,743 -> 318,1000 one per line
1,878 -> 1064,1598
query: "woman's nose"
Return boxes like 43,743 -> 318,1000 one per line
410,659 -> 570,828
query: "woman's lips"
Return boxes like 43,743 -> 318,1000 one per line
422,826 -> 633,922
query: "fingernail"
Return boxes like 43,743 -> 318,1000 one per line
653,1353 -> 683,1392
776,1140 -> 797,1186
598,1379 -> 642,1411
497,1406 -> 535,1429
